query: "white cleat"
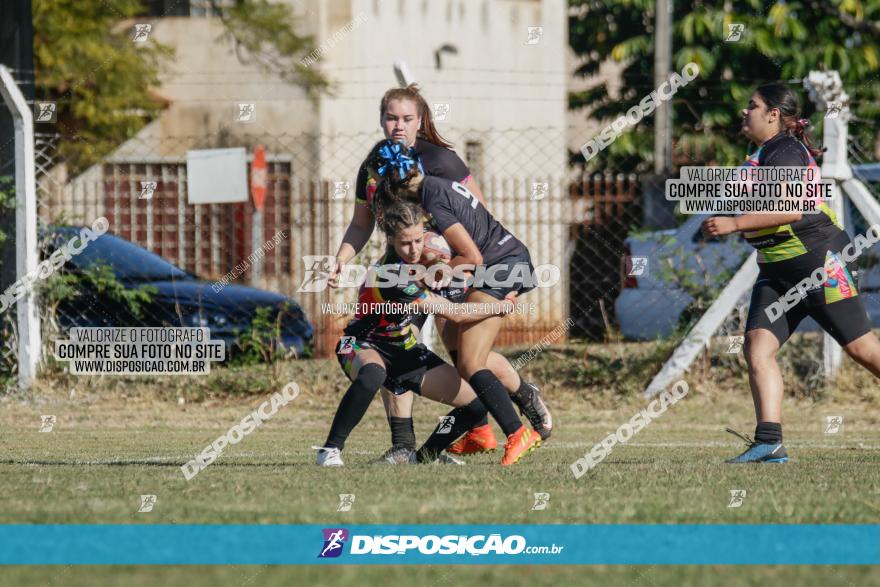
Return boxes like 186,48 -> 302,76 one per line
313,445 -> 344,467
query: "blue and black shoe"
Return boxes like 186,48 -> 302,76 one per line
725,427 -> 789,464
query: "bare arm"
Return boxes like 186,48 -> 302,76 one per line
701,212 -> 803,237
330,203 -> 375,287
440,223 -> 483,268
734,212 -> 803,231
335,203 -> 375,262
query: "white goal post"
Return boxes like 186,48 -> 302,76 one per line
0,64 -> 40,389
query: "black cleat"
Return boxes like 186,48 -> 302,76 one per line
374,445 -> 417,465
510,382 -> 553,440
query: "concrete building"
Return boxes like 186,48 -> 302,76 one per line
112,0 -> 568,180
45,0 -> 573,350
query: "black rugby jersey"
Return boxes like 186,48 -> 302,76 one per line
741,132 -> 844,263
419,175 -> 524,266
355,138 -> 471,205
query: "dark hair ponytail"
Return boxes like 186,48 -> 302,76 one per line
755,83 -> 823,160
380,84 -> 454,148
363,139 -> 424,229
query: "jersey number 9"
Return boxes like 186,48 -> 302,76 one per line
452,181 -> 479,210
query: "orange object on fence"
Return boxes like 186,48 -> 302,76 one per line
251,144 -> 268,211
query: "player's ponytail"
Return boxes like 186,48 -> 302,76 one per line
380,84 -> 453,148
364,139 -> 424,229
378,200 -> 425,238
755,83 -> 823,160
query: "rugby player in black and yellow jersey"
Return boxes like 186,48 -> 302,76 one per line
701,83 -> 880,463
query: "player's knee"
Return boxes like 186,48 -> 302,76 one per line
843,341 -> 862,361
457,361 -> 478,381
355,363 -> 386,393
744,336 -> 776,368
844,338 -> 877,365
745,348 -> 775,371
485,351 -> 507,374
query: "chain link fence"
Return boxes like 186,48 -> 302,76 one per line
30,128 -> 649,358
12,135 -> 880,396
26,124 -> 880,369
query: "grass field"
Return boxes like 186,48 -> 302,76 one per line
1,340 -> 879,584
1,565 -> 879,587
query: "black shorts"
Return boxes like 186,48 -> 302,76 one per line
472,249 -> 536,300
335,337 -> 446,395
746,247 -> 871,346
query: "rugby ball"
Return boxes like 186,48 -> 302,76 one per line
420,231 -> 452,265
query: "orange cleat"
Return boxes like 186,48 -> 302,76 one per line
500,426 -> 541,466
446,424 -> 498,455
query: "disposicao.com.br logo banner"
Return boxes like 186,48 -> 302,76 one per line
317,527 -> 563,560
1,524 -> 877,564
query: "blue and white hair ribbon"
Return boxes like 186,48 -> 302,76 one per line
377,141 -> 423,178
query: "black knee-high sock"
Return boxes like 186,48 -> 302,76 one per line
324,363 -> 386,450
416,398 -> 488,462
468,369 -> 521,436
388,416 -> 416,449
450,351 -> 493,429
471,377 -> 531,430
475,376 -> 533,429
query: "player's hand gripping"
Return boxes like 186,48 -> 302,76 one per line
700,216 -> 739,238
328,258 -> 344,288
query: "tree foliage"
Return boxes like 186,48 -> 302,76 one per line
569,0 -> 880,172
32,0 -> 329,174
211,0 -> 331,98
33,0 -> 174,173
